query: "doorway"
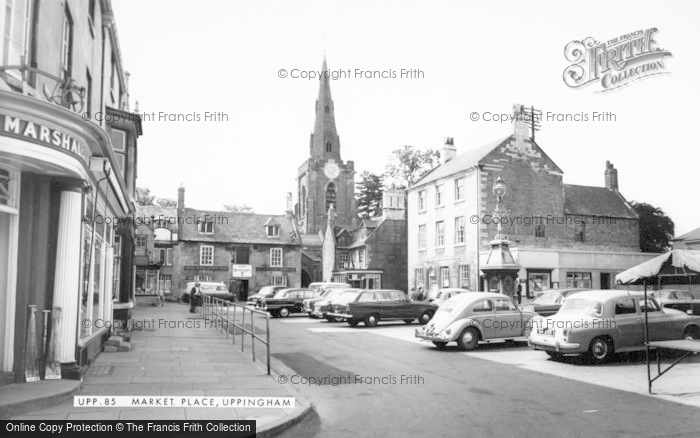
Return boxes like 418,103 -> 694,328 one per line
600,273 -> 611,290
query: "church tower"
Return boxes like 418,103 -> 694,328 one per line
296,56 -> 357,235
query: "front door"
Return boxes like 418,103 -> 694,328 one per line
613,297 -> 643,348
238,280 -> 249,301
494,297 -> 523,338
600,273 -> 611,290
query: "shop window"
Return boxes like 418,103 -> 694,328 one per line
159,275 -> 172,293
566,272 -> 591,288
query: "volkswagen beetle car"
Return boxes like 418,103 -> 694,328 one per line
528,290 -> 700,363
326,289 -> 435,327
415,292 -> 537,350
519,288 -> 589,317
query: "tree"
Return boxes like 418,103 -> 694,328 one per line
384,145 -> 440,189
155,198 -> 177,208
356,171 -> 384,219
222,204 -> 254,214
631,201 -> 675,252
136,187 -> 155,206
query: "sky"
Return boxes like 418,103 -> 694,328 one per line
111,0 -> 700,236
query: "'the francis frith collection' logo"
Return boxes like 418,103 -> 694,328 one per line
563,28 -> 672,93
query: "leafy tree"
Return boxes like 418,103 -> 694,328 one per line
384,145 -> 440,189
136,187 -> 155,206
631,201 -> 675,252
155,198 -> 177,208
223,204 -> 255,214
356,171 -> 384,219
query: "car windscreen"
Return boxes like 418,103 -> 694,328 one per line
532,292 -> 561,305
559,298 -> 603,317
334,291 -> 361,304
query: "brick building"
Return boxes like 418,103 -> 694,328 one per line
294,57 -> 408,290
407,104 -> 657,299
175,187 -> 302,301
0,0 -> 141,383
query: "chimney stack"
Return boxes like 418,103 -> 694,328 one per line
381,188 -> 406,221
177,184 -> 185,210
604,161 -> 618,191
441,137 -> 456,165
286,192 -> 293,218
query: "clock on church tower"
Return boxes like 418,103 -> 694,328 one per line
324,162 -> 340,179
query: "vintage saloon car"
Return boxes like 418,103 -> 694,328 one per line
257,288 -> 320,317
415,292 -> 538,350
650,289 -> 697,314
312,288 -> 363,321
246,285 -> 287,307
303,284 -> 353,317
429,288 -> 470,307
326,289 -> 436,327
529,290 -> 700,363
519,288 -> 589,317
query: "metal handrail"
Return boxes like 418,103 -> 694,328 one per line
199,295 -> 271,375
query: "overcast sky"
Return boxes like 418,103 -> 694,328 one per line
111,0 -> 699,236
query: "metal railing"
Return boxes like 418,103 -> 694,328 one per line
198,295 -> 271,375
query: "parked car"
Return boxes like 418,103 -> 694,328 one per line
181,282 -> 233,305
429,288 -> 470,307
650,289 -> 694,313
308,288 -> 362,321
308,282 -> 351,292
415,292 -> 537,350
326,289 -> 436,327
529,290 -> 700,363
257,288 -> 321,317
246,285 -> 287,306
519,288 -> 589,317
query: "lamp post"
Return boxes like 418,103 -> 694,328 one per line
492,177 -> 507,240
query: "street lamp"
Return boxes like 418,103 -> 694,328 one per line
492,177 -> 507,240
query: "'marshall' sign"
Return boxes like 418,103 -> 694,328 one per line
1,114 -> 91,164
563,28 -> 672,93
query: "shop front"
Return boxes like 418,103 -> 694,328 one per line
0,91 -> 133,383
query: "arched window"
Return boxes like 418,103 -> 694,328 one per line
326,141 -> 332,153
326,183 -> 336,211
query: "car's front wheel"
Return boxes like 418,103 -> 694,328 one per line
586,336 -> 613,364
278,307 -> 290,318
457,327 -> 479,351
364,314 -> 379,327
419,310 -> 434,325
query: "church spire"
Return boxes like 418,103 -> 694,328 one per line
310,56 -> 341,161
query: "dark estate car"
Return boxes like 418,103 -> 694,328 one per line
257,288 -> 321,317
246,285 -> 287,307
519,288 -> 589,317
326,289 -> 436,327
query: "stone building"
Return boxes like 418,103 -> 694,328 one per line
175,187 -> 302,301
407,104 -> 657,299
0,0 -> 141,383
673,228 -> 700,250
133,205 -> 178,300
293,57 -> 408,290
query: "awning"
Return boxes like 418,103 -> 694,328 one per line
615,250 -> 700,285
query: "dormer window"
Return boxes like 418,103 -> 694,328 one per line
326,141 -> 332,153
266,225 -> 280,237
198,217 -> 214,234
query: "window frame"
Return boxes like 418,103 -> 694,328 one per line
435,221 -> 445,248
435,184 -> 444,207
454,177 -> 464,201
418,224 -> 427,250
61,5 -> 74,81
270,247 -> 283,267
454,216 -> 465,244
199,245 -> 214,266
418,190 -> 426,211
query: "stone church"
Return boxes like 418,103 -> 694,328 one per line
293,58 -> 408,291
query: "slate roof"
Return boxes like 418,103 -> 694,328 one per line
674,227 -> 700,242
136,205 -> 177,221
411,136 -> 511,189
300,233 -> 323,247
563,184 -> 638,219
179,208 -> 300,245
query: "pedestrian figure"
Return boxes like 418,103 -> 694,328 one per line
417,286 -> 425,301
516,283 -> 522,304
189,282 -> 201,313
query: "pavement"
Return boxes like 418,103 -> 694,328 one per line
1,300 -> 311,436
